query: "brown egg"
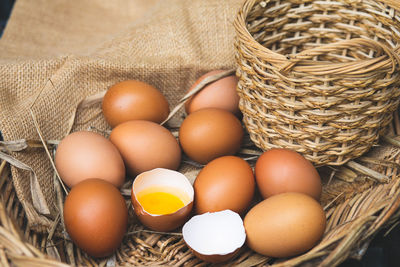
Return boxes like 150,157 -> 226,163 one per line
131,168 -> 194,231
109,120 -> 181,176
102,80 -> 169,127
185,70 -> 240,115
244,192 -> 326,258
63,179 -> 128,258
255,148 -> 322,200
55,131 -> 125,188
179,108 -> 244,164
194,156 -> 255,215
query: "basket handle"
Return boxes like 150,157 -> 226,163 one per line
280,38 -> 400,75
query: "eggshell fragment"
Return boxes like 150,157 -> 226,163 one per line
131,168 -> 194,231
255,148 -> 322,200
110,120 -> 181,176
63,179 -> 128,258
185,70 -> 240,115
194,156 -> 255,215
244,192 -> 326,258
179,108 -> 244,164
55,131 -> 125,188
182,210 -> 246,263
102,80 -> 169,127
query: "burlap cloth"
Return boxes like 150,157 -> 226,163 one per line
0,0 -> 242,231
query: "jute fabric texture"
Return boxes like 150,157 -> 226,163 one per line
0,0 -> 242,230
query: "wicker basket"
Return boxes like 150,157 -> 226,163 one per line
2,91 -> 400,267
234,0 -> 400,166
2,134 -> 400,267
2,1 -> 400,266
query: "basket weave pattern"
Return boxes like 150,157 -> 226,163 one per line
2,144 -> 400,266
234,0 -> 400,166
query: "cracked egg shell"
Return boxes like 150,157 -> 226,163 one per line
131,168 -> 194,232
182,210 -> 246,263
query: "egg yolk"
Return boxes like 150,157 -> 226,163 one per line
137,191 -> 185,215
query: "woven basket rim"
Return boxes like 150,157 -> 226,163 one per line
233,0 -> 400,74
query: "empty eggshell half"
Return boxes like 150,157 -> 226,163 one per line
182,210 -> 246,263
131,168 -> 194,231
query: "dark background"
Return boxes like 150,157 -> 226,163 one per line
0,0 -> 12,38
1,0 -> 400,266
